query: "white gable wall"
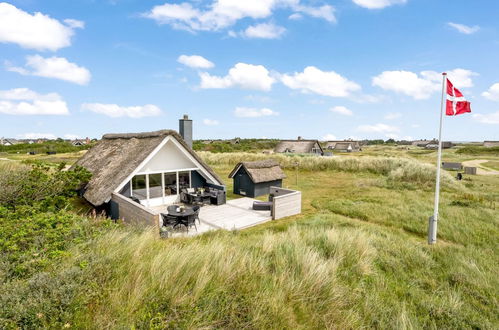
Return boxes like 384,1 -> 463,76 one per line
137,139 -> 197,173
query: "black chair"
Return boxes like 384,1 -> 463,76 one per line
161,213 -> 177,227
186,213 -> 198,232
192,205 -> 201,224
167,205 -> 177,213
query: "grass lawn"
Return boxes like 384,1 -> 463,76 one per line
1,149 -> 498,329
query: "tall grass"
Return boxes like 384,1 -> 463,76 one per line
199,152 -> 463,190
63,226 -> 375,328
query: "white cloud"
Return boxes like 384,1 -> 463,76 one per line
447,22 -> 480,35
203,118 -> 219,125
200,63 -> 275,91
482,83 -> 499,102
177,54 -> 214,69
373,68 -> 478,99
6,55 -> 91,85
323,133 -> 337,140
352,0 -> 407,9
411,124 -> 420,128
421,68 -> 477,88
242,22 -> 286,39
288,13 -> 303,20
384,112 -> 402,120
0,3 -> 82,51
385,133 -> 413,140
292,4 -> 336,22
330,106 -> 353,116
234,107 -> 278,118
472,111 -> 499,124
18,132 -> 57,139
373,70 -> 440,99
81,103 -> 162,118
63,19 -> 85,29
357,123 -> 400,133
143,1 -> 335,32
0,88 -> 69,115
281,66 -> 361,97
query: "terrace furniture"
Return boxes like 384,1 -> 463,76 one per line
130,196 -> 141,204
169,206 -> 196,232
252,201 -> 272,211
206,187 -> 226,206
192,205 -> 201,224
161,213 -> 177,227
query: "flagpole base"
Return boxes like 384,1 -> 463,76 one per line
428,216 -> 437,245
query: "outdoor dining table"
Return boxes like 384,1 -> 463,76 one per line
168,207 -> 195,218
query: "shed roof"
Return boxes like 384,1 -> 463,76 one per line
73,129 -> 223,206
274,140 -> 323,154
228,159 -> 286,183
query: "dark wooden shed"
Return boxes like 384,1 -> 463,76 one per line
228,159 -> 286,198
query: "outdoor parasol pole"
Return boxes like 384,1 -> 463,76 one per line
428,72 -> 447,245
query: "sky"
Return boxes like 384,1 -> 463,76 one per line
0,0 -> 498,141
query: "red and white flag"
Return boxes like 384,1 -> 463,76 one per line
446,78 -> 471,116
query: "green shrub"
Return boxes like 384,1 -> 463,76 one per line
456,146 -> 499,156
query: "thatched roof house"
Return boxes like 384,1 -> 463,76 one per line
484,141 -> 499,148
228,159 -> 286,197
325,140 -> 361,152
274,138 -> 323,155
74,129 -> 223,207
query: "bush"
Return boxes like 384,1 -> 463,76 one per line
456,146 -> 499,156
0,162 -> 91,211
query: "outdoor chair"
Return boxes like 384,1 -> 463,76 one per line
253,201 -> 272,211
161,213 -> 177,227
192,205 -> 201,224
186,213 -> 198,232
167,205 -> 177,213
130,196 -> 141,204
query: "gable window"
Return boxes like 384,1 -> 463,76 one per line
179,171 -> 190,191
164,173 -> 177,196
149,173 -> 162,199
132,175 -> 147,199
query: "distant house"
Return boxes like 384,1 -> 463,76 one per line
229,159 -> 286,198
0,138 -> 19,146
72,139 -> 86,146
412,140 -> 436,147
325,140 -> 361,152
425,142 -> 453,149
274,137 -> 323,155
230,137 -> 241,145
483,141 -> 499,148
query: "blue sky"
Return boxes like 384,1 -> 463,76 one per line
1,0 -> 498,141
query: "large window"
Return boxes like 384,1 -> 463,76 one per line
179,171 -> 190,191
149,173 -> 162,199
132,175 -> 147,199
164,173 -> 177,196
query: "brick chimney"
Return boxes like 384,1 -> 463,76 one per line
179,114 -> 193,148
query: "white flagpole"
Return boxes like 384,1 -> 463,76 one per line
428,72 -> 447,244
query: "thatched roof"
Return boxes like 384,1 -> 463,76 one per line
274,140 -> 323,154
325,141 -> 360,151
228,159 -> 286,183
73,129 -> 223,206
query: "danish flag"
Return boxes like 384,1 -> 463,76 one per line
446,77 -> 471,116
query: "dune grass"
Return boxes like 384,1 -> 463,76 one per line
0,153 -> 497,329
